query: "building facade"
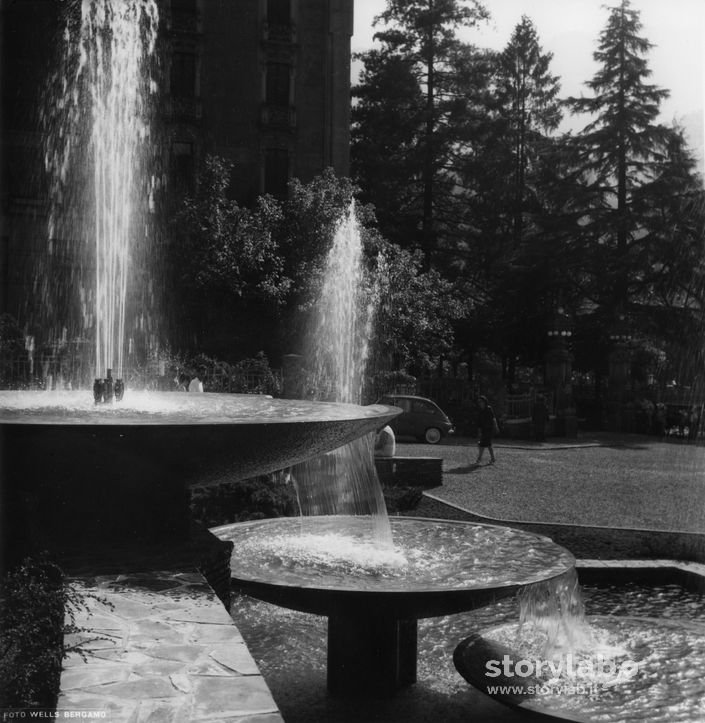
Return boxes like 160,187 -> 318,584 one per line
163,0 -> 354,202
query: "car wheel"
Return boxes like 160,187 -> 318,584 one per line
425,427 -> 442,444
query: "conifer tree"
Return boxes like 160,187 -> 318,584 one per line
352,0 -> 489,267
567,0 -> 670,313
495,15 -> 562,244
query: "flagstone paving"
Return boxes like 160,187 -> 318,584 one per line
59,570 -> 283,723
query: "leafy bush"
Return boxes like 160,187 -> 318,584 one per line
383,486 -> 424,513
0,556 -> 66,707
230,474 -> 297,521
190,472 -> 298,528
0,555 -> 107,709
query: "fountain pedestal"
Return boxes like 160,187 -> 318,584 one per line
328,614 -> 417,695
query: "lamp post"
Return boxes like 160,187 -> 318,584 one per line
544,308 -> 577,437
606,314 -> 634,432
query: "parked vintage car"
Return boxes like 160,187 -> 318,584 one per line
376,394 -> 455,444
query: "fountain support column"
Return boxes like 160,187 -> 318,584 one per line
327,614 -> 417,696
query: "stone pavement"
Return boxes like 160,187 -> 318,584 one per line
59,570 -> 282,723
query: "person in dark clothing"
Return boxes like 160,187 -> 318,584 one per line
475,395 -> 497,465
532,394 -> 550,442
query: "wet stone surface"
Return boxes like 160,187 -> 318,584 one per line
59,570 -> 283,722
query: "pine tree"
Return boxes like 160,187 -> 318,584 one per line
568,0 -> 671,313
495,16 -> 562,244
353,0 -> 489,267
457,17 -> 565,378
351,49 -> 425,251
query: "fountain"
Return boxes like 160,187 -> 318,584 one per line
3,3 -> 702,719
211,205 -> 578,697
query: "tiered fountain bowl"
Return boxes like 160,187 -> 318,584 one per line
212,515 -> 577,696
0,390 -> 400,564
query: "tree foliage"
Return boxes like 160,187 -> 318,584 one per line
567,0 -> 672,312
174,156 -> 289,305
353,0 -> 489,265
456,17 -> 567,374
370,238 -> 468,371
352,0 -> 704,385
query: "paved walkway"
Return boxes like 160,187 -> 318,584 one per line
397,433 -> 705,533
59,570 -> 283,722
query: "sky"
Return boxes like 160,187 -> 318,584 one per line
351,0 -> 705,172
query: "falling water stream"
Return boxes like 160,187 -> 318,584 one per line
43,0 -> 159,380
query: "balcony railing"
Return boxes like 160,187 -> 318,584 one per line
260,104 -> 296,131
166,97 -> 203,122
263,22 -> 295,44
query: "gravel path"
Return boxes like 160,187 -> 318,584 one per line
395,434 -> 705,533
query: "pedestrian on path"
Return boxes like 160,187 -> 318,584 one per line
532,394 -> 550,442
475,395 -> 498,465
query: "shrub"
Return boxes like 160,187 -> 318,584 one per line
0,555 -> 107,709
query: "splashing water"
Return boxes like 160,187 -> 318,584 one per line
293,202 -> 392,546
43,0 -> 159,380
518,568 -> 594,655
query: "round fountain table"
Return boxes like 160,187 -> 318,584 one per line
212,516 -> 576,696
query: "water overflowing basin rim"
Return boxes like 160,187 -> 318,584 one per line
0,390 -> 400,426
213,516 -> 576,594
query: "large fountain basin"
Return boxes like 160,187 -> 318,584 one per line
0,391 -> 399,564
213,516 -> 576,618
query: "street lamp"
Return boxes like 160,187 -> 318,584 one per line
546,307 -> 573,344
543,307 -> 577,436
608,314 -> 633,344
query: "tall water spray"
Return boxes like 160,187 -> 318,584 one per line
292,203 -> 393,546
309,202 -> 375,405
43,0 -> 159,382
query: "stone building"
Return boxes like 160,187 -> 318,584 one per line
166,0 -> 353,202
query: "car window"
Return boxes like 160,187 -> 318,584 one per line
395,398 -> 412,412
412,400 -> 437,415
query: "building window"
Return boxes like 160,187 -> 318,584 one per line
267,0 -> 290,25
171,52 -> 196,98
264,148 -> 289,197
171,142 -> 195,195
172,0 -> 196,10
266,63 -> 290,107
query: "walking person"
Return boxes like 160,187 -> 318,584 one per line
475,395 -> 498,465
532,394 -> 550,443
